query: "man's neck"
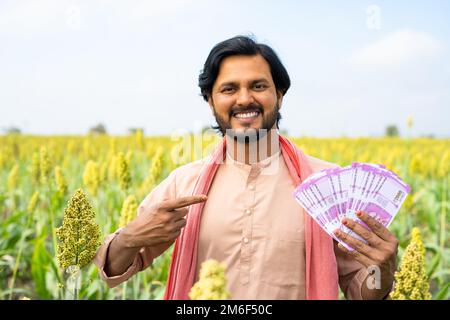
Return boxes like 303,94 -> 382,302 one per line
227,128 -> 280,165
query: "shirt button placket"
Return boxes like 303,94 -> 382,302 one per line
240,236 -> 251,284
240,166 -> 258,285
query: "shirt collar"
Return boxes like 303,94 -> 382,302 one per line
225,145 -> 281,170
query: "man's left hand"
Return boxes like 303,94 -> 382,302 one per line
333,210 -> 398,299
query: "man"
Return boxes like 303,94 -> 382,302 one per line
94,36 -> 398,299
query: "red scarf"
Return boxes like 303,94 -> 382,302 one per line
164,135 -> 339,300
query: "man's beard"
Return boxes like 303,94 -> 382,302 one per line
212,102 -> 280,143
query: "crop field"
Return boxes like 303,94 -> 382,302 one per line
0,134 -> 448,300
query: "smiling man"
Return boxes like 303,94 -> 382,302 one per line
94,35 -> 398,300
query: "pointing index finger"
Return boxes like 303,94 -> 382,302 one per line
160,195 -> 207,211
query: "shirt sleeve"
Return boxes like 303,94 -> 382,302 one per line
93,169 -> 178,288
334,241 -> 369,300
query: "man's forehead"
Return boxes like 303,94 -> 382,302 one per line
215,54 -> 272,84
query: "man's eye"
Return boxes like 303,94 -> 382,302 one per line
254,84 -> 267,90
222,87 -> 234,93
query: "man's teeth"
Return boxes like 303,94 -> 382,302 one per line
234,111 -> 259,118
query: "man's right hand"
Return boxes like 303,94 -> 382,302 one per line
117,195 -> 208,248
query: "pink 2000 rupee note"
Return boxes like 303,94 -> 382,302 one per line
293,162 -> 410,251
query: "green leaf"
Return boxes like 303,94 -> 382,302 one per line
30,236 -> 51,299
426,252 -> 441,278
431,269 -> 450,279
434,283 -> 449,300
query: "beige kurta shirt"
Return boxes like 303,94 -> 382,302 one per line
94,146 -> 369,299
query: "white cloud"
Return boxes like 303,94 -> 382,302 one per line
351,29 -> 443,68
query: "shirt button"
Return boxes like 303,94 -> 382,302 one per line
245,209 -> 251,215
243,237 -> 249,244
248,185 -> 255,190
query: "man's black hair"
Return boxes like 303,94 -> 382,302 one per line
198,35 -> 290,129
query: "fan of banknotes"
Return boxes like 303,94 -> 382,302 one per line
293,162 -> 411,250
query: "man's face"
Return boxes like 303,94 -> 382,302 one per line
208,54 -> 282,139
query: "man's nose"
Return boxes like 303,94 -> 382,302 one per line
236,88 -> 255,106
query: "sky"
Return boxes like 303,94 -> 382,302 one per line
1,0 -> 449,137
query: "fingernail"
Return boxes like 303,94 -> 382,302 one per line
356,211 -> 362,217
342,219 -> 348,226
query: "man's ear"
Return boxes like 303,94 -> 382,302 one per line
207,96 -> 214,113
276,91 -> 283,111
